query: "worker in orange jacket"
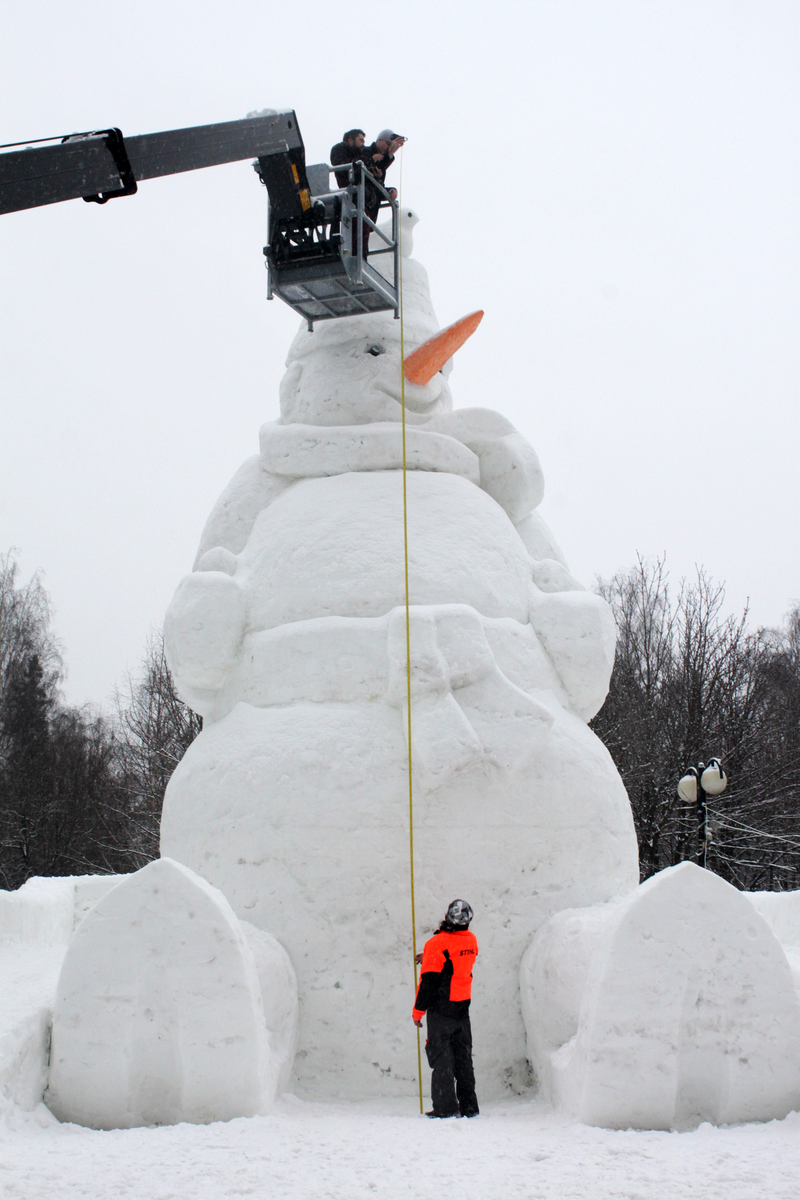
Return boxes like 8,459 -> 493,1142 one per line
413,899 -> 479,1118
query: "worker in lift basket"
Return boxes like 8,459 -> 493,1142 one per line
413,899 -> 479,1118
330,128 -> 405,255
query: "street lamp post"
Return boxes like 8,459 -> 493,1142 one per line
677,758 -> 728,869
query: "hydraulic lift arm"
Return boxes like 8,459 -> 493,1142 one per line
0,110 -> 399,328
0,112 -> 305,215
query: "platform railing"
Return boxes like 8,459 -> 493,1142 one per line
265,158 -> 400,325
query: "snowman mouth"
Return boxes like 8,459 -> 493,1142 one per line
374,381 -> 442,414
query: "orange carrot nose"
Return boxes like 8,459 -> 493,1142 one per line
403,310 -> 484,385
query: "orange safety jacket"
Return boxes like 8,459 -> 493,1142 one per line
412,929 -> 478,1022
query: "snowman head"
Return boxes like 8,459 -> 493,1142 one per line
277,216 -> 478,427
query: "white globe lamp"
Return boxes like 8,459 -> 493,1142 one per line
700,759 -> 728,796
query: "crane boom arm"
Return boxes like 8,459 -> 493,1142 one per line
0,111 -> 303,215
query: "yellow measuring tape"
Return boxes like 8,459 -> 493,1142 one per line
396,151 -> 424,1115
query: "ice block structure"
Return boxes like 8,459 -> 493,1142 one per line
46,858 -> 297,1128
520,862 -> 800,1129
161,211 -> 640,1099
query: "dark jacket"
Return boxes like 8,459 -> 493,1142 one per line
330,140 -> 363,189
413,929 -> 478,1021
364,143 -> 395,190
330,141 -> 394,213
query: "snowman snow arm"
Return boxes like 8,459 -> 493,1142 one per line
164,571 -> 247,714
528,586 -> 617,722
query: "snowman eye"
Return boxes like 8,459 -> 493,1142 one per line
366,345 -> 384,356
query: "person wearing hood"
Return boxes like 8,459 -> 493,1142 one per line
412,899 -> 479,1118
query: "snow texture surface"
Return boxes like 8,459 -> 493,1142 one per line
2,1096 -> 800,1200
46,859 -> 289,1128
521,863 -> 800,1129
0,875 -> 124,1111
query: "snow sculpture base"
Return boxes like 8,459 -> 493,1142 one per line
521,862 -> 800,1129
46,858 -> 296,1129
161,692 -> 637,1100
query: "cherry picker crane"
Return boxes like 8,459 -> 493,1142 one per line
0,111 -> 398,329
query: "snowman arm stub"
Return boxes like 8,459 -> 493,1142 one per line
164,571 -> 246,708
528,587 -> 617,722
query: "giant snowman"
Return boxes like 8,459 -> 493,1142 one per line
160,212 -> 640,1100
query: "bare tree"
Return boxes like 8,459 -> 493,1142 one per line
714,603 -> 800,890
114,629 -> 201,861
0,551 -> 61,763
592,558 -> 799,889
0,551 -> 155,887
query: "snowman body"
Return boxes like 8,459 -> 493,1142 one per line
161,236 -> 639,1099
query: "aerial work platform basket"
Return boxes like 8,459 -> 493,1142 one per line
256,155 -> 399,330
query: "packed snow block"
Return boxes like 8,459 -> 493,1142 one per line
746,890 -> 800,946
46,858 -> 280,1129
164,570 -> 246,700
529,589 -> 617,721
745,890 -> 800,993
0,874 -> 124,947
0,945 -> 67,1110
72,874 -> 125,929
0,878 -> 75,947
240,922 -> 299,1094
0,1005 -> 52,1111
521,863 -> 800,1129
0,875 -> 126,1112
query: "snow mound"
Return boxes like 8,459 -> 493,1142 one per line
0,874 -> 123,947
521,862 -> 800,1129
45,858 -> 295,1129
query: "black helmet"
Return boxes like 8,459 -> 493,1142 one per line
446,899 -> 473,928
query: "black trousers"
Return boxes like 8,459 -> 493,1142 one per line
425,1012 -> 479,1117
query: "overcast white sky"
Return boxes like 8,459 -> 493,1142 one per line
1,1 -> 798,709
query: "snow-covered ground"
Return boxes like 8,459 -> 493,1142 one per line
2,1094 -> 799,1200
3,882 -> 800,1197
